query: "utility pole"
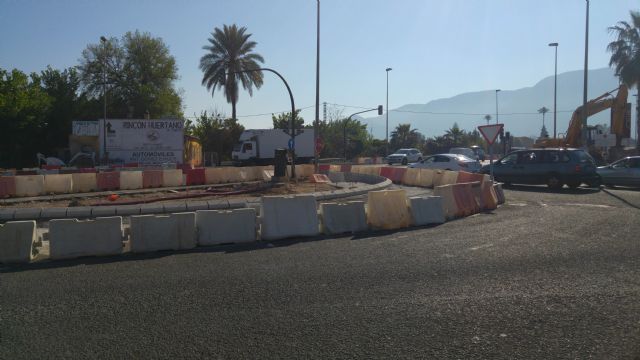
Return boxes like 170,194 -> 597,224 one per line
314,0 -> 320,170
581,0 -> 590,147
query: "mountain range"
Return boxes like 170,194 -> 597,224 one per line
361,67 -> 631,140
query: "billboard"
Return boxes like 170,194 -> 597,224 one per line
98,119 -> 184,165
72,120 -> 100,136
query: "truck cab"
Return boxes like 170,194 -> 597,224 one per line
233,140 -> 257,162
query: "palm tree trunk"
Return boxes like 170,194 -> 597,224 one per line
232,101 -> 237,120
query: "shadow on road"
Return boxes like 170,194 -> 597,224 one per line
503,184 -> 600,195
601,188 -> 640,210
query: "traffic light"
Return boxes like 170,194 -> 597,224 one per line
377,105 -> 383,115
499,128 -> 505,140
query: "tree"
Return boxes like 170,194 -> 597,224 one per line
537,106 -> 549,128
186,110 -> 244,163
484,114 -> 492,124
390,123 -> 423,149
608,10 -> 640,147
444,122 -> 464,146
78,30 -> 183,119
272,110 -> 304,130
200,24 -> 264,120
540,124 -> 549,139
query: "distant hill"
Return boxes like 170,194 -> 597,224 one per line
362,67 -> 628,139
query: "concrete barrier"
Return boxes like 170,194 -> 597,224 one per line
185,168 -> 206,185
129,212 -> 196,253
43,174 -> 73,194
15,175 -> 45,197
456,171 -> 485,184
481,180 -> 498,210
72,173 -> 97,193
468,182 -> 485,210
142,170 -> 163,188
49,217 -> 123,260
402,168 -> 420,186
433,185 -> 459,220
366,189 -> 412,230
417,169 -> 434,188
494,183 -> 505,204
205,167 -> 225,184
379,167 -> 406,183
442,170 -> 459,186
432,170 -> 445,187
162,169 -> 183,187
119,171 -> 143,190
196,208 -> 257,245
0,176 -> 16,198
452,183 -> 479,217
0,220 -> 36,263
261,194 -> 319,240
96,172 -> 120,191
319,201 -> 368,235
408,196 -> 445,226
297,164 -> 315,178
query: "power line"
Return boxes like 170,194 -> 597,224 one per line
325,102 -> 575,116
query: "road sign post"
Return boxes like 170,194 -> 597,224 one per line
478,123 -> 504,182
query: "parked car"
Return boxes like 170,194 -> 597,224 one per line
409,153 -> 482,172
480,148 -> 600,189
449,147 -> 479,161
597,156 -> 640,188
387,148 -> 423,165
470,145 -> 486,161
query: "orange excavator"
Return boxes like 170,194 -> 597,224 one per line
535,84 -> 628,150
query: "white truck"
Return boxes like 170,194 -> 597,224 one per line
232,129 -> 315,165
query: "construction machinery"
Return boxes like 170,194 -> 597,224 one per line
535,85 -> 629,160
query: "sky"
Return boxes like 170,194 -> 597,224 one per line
1,0 -> 638,137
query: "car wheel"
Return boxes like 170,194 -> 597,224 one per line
402,158 -> 408,165
567,181 -> 580,189
547,174 -> 563,189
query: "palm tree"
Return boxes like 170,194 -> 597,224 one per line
200,24 -> 264,120
390,123 -> 420,148
537,106 -> 549,128
608,11 -> 640,146
484,114 -> 492,124
445,122 -> 465,146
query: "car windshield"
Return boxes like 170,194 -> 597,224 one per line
573,150 -> 595,164
457,155 -> 475,162
395,150 -> 410,154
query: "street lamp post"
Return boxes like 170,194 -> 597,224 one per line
582,0 -> 590,147
495,89 -> 501,124
100,36 -> 108,164
385,67 -> 392,155
549,42 -> 558,138
314,0 -> 320,170
227,68 -> 297,179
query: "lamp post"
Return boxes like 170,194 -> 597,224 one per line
385,67 -> 392,155
548,42 -> 558,138
227,68 -> 297,179
314,0 -> 320,170
495,89 -> 501,124
582,0 -> 590,147
100,36 -> 108,163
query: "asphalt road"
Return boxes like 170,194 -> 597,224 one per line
1,185 -> 639,359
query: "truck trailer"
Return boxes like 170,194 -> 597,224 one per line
232,129 -> 315,165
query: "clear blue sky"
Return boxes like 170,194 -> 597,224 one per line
1,0 -> 637,135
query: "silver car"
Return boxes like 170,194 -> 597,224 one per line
409,153 -> 482,172
387,148 -> 423,165
597,156 -> 640,188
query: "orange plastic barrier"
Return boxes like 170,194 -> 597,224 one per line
480,180 -> 498,210
452,183 -> 478,217
143,170 -> 164,188
456,171 -> 485,184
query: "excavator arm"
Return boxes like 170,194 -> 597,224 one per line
535,85 -> 628,148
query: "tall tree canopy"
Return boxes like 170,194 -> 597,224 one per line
78,30 -> 183,119
608,10 -> 640,146
200,24 -> 264,120
390,123 -> 424,150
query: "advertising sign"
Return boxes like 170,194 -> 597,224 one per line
99,119 -> 184,165
72,120 -> 100,136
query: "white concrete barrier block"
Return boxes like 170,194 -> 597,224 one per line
196,208 -> 257,245
408,196 -> 445,226
49,217 -> 123,260
72,173 -> 97,193
130,212 -> 196,253
366,189 -> 411,230
15,175 -> 45,197
418,169 -> 434,188
205,167 -> 225,184
0,220 -> 36,263
261,195 -> 319,240
320,201 -> 368,235
162,169 -> 183,187
119,171 -> 143,190
433,185 -> 458,220
44,174 -> 73,194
